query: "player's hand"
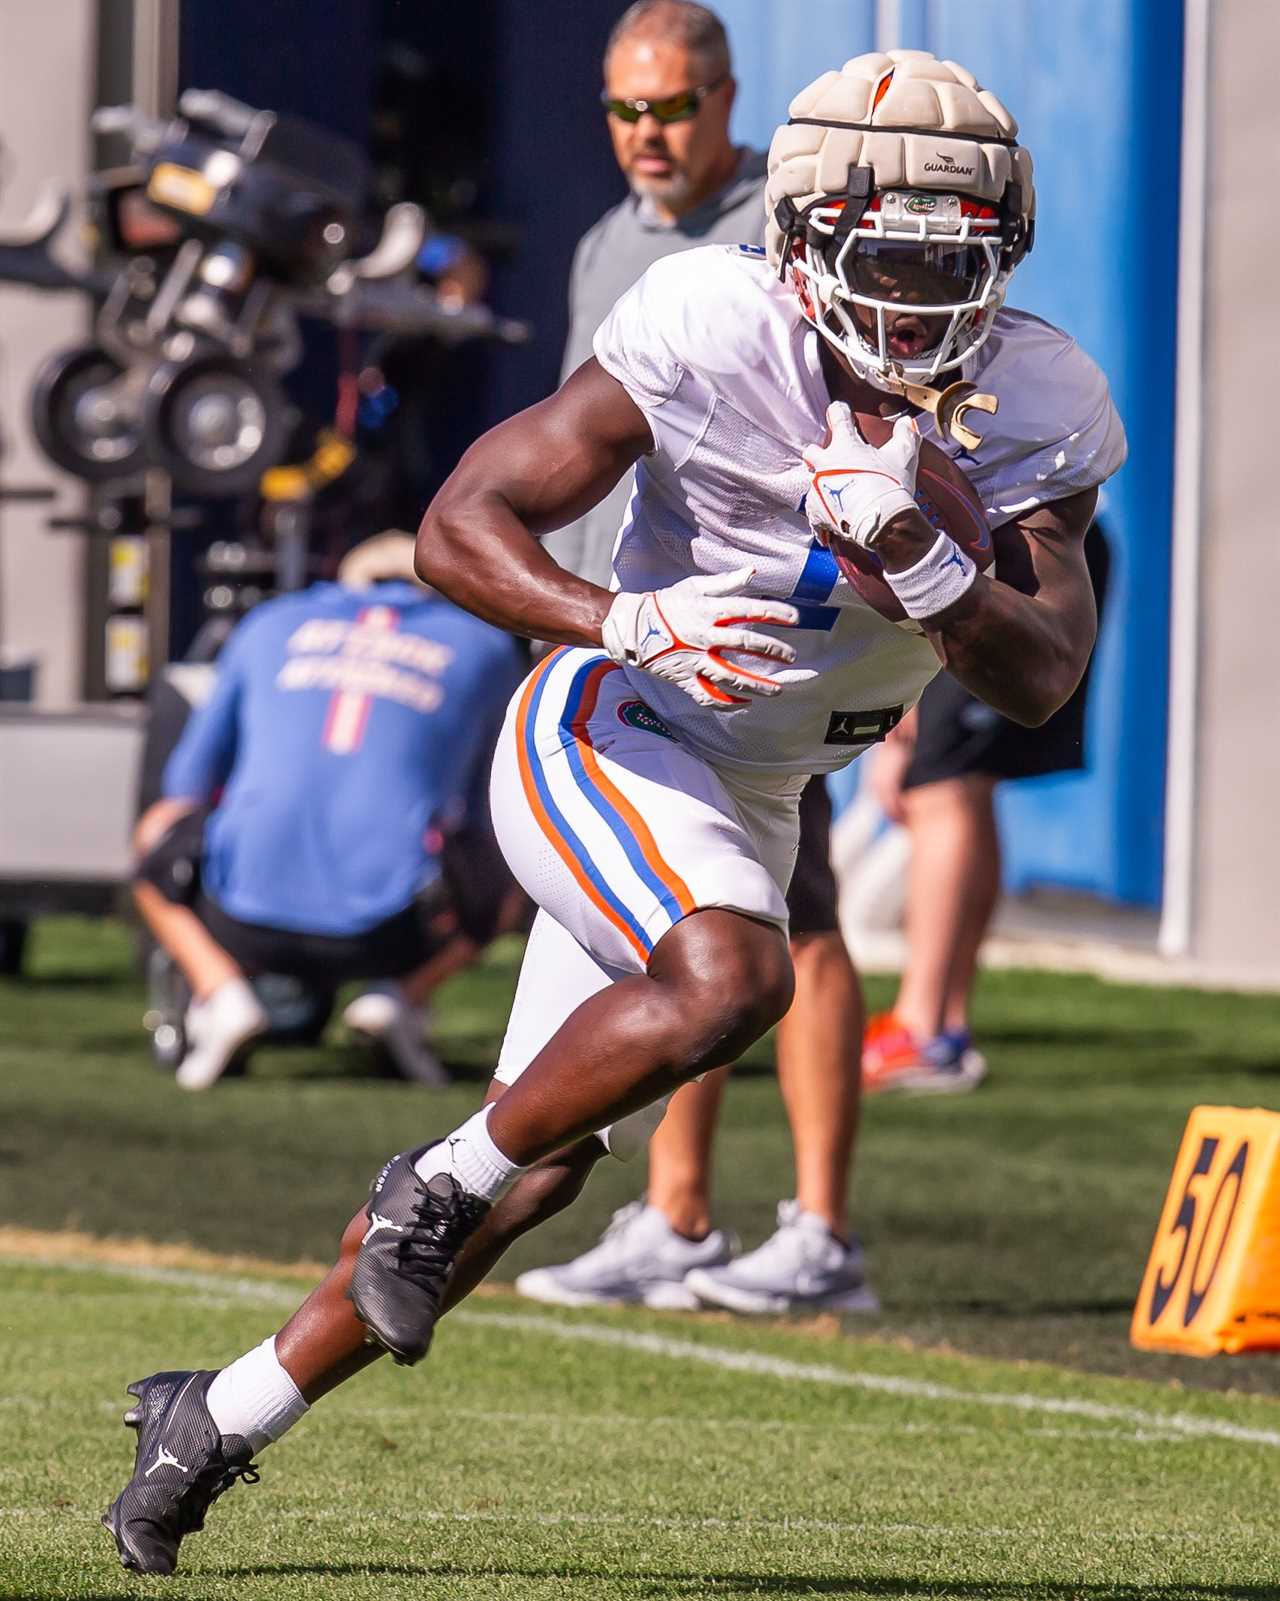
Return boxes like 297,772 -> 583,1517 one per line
802,402 -> 921,549
601,567 -> 811,709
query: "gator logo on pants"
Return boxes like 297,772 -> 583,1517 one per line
617,699 -> 676,741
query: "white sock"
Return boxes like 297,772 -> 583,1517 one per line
205,1336 -> 309,1455
413,1106 -> 526,1202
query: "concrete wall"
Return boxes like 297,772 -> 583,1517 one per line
0,0 -> 96,705
1185,3 -> 1280,986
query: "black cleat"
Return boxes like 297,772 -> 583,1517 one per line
347,1145 -> 490,1366
101,1369 -> 259,1576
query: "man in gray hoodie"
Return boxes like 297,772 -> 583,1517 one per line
546,1 -> 766,586
523,0 -> 876,1317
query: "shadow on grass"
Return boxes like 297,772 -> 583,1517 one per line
1,970 -> 128,991
942,1297 -> 1136,1317
207,1564 -> 1279,1599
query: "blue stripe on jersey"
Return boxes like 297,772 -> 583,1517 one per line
789,539 -> 841,630
792,539 -> 840,601
558,654 -> 685,934
525,654 -> 655,956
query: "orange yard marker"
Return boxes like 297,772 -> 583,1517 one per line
1131,1106 -> 1280,1355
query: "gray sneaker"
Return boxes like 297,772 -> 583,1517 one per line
515,1201 -> 738,1310
683,1200 -> 880,1315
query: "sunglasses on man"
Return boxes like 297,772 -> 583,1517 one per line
601,73 -> 728,125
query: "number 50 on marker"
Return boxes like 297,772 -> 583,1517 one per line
1132,1105 -> 1280,1355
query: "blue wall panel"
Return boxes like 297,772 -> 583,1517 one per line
717,1 -> 877,142
717,1 -> 1183,907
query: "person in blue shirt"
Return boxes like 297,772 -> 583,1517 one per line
132,533 -> 524,1090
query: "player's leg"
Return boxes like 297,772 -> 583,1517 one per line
893,777 -> 973,1039
864,774 -> 994,1094
864,673 -> 1004,1094
513,910 -> 736,1313
134,882 -> 244,1000
515,1067 -> 736,1310
343,903 -> 790,1355
101,1104 -> 606,1576
777,929 -> 863,1237
104,902 -> 785,1572
645,1067 -> 732,1237
685,778 -> 877,1315
102,911 -> 616,1575
340,892 -> 459,1086
272,1106 -> 605,1399
933,775 -> 1001,1035
104,650 -> 798,1572
480,907 -> 790,1162
133,808 -> 268,1089
345,813 -> 523,1077
343,650 -> 798,1364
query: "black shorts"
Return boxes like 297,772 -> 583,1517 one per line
902,670 -> 1088,789
195,892 -> 443,987
903,521 -> 1111,792
786,775 -> 839,936
136,810 -> 448,984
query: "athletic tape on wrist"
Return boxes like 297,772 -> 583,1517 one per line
883,531 -> 978,620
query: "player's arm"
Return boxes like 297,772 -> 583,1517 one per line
878,486 -> 1098,727
133,650 -> 245,854
803,404 -> 1097,727
417,360 -> 805,708
414,358 -> 648,646
155,646 -> 245,807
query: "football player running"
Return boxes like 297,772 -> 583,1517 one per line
104,50 -> 1125,1575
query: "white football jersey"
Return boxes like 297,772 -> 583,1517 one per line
591,244 -> 1127,776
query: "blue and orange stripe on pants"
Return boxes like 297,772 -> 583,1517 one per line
514,649 -> 696,965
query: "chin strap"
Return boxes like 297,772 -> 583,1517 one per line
878,367 -> 999,452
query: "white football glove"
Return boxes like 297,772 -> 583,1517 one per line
601,566 -> 807,709
802,401 -> 921,550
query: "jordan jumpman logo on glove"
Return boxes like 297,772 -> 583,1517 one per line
803,402 -> 921,550
602,567 -> 814,709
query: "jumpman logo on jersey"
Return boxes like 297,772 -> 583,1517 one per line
145,1446 -> 190,1478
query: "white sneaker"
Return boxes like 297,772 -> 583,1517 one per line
684,1200 -> 880,1315
175,979 -> 269,1092
515,1201 -> 738,1310
342,985 -> 449,1087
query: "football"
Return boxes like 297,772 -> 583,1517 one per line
825,413 -> 994,624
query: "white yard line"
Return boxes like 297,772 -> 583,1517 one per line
9,1251 -> 1280,1449
457,1310 -> 1280,1450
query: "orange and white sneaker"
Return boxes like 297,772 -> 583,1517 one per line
862,1013 -> 988,1096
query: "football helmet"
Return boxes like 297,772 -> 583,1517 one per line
765,50 -> 1035,392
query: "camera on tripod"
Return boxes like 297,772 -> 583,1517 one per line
26,88 -> 519,499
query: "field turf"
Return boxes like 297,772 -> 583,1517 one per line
3,1249 -> 1280,1599
2,918 -> 1280,1597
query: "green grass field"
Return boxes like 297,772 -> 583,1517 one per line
2,918 -> 1280,1597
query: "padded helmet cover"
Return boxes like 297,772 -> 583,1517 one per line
765,49 -> 1035,272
